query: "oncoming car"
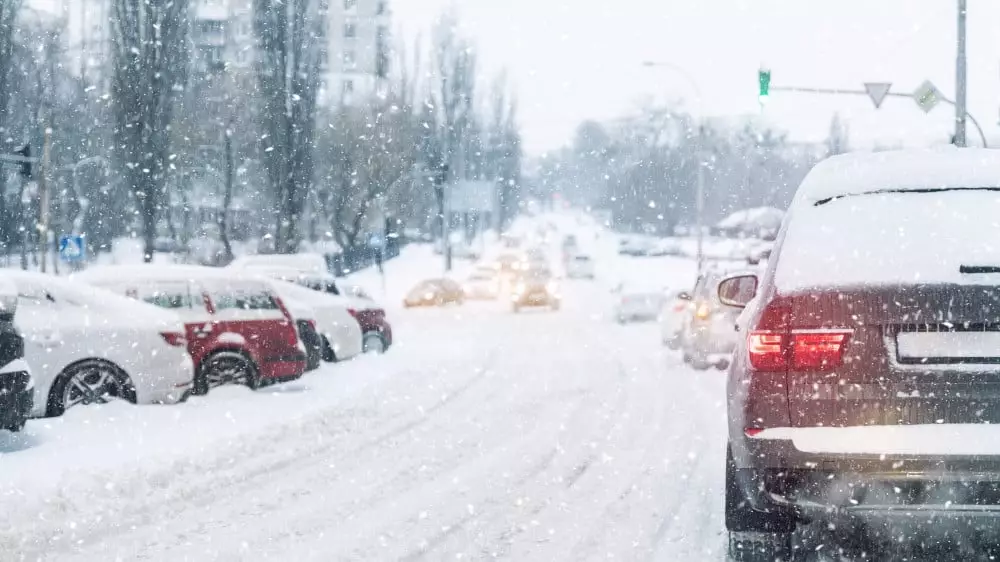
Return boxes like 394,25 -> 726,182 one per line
463,267 -> 501,300
403,278 -> 464,308
511,269 -> 560,312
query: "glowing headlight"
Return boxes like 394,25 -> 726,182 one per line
424,292 -> 435,300
515,283 -> 526,293
546,280 -> 559,293
695,302 -> 711,320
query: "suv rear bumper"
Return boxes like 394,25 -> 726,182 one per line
733,429 -> 1000,527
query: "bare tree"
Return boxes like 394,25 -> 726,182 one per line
253,0 -> 322,253
110,0 -> 190,262
0,0 -> 20,255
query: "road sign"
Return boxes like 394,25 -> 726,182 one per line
864,82 -> 892,109
58,235 -> 86,263
913,80 -> 942,114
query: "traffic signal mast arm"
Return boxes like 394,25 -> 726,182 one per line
764,84 -> 988,148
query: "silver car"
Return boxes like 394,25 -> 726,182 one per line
680,268 -> 754,370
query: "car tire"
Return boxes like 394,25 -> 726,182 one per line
47,359 -> 137,417
196,351 -> 260,395
362,332 -> 387,354
725,444 -> 795,561
321,335 -> 338,362
665,337 -> 682,350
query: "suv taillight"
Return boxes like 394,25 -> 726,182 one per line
747,299 -> 852,372
271,296 -> 301,346
160,331 -> 187,347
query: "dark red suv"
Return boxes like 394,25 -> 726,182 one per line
720,149 -> 1000,560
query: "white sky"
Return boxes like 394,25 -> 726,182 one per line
394,0 -> 1000,155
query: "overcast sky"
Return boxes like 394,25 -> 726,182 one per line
394,1 -> 1000,155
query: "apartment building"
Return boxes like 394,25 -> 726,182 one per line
60,0 -> 389,105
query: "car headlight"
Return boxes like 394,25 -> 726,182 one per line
546,280 -> 559,293
424,292 -> 435,300
515,283 -> 526,293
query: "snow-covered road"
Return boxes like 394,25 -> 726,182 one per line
1,217 -> 733,561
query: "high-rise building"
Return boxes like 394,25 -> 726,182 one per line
62,0 -> 389,106
321,0 -> 390,105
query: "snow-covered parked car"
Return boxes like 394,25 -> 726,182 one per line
76,265 -> 306,395
680,268 -> 745,370
0,275 -> 32,431
8,270 -> 193,417
265,279 -> 363,362
229,252 -> 330,275
239,265 -> 392,355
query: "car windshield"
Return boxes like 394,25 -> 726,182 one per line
7,1 -> 989,558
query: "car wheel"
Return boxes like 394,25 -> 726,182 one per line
321,335 -> 338,362
49,359 -> 136,417
725,444 -> 795,561
362,332 -> 387,354
197,351 -> 260,395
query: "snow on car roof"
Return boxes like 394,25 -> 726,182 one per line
8,270 -> 182,328
74,264 -> 271,288
794,147 -> 1000,206
229,253 -> 329,274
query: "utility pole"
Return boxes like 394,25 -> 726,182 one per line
695,124 -> 705,275
955,0 -> 968,147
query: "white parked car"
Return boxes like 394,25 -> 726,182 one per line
9,271 -> 194,417
265,279 -> 363,362
612,282 -> 666,323
565,254 -> 595,279
659,289 -> 692,349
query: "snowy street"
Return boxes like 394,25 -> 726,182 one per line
0,236 -> 730,561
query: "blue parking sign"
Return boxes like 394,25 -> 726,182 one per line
58,235 -> 86,262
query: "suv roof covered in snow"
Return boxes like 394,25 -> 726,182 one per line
792,147 -> 1000,206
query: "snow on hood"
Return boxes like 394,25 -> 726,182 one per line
793,147 -> 1000,206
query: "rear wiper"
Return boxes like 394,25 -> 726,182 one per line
960,265 -> 1000,274
815,187 -> 1000,206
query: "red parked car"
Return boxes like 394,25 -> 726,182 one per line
76,265 -> 307,393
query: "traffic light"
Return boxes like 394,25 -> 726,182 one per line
14,144 -> 30,179
758,68 -> 771,105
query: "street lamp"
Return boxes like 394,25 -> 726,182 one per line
641,61 -> 706,275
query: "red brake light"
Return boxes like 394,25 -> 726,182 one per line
791,330 -> 851,371
306,319 -> 317,330
347,308 -> 358,318
160,331 -> 187,347
748,330 -> 786,371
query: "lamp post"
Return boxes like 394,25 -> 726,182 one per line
641,61 -> 706,275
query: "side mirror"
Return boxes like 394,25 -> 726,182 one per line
717,274 -> 758,309
676,291 -> 691,302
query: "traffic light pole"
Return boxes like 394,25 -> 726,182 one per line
955,0 -> 968,147
768,85 -> 988,148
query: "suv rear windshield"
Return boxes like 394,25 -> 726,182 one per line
776,190 -> 1000,291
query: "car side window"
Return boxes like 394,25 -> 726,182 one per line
212,288 -> 279,311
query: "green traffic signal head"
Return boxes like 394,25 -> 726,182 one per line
758,68 -> 771,104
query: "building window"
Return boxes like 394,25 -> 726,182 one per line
344,19 -> 356,39
376,1 -> 386,15
318,48 -> 328,68
199,20 -> 223,34
343,49 -> 355,69
344,0 -> 356,9
343,80 -> 354,94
